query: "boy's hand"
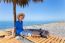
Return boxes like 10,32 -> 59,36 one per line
12,29 -> 15,37
4,35 -> 15,39
4,35 -> 12,39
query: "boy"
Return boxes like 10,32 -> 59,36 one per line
12,13 -> 32,38
5,13 -> 25,39
15,13 -> 24,36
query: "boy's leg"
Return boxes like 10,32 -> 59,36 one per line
20,31 -> 33,43
20,31 -> 27,37
15,32 -> 24,43
20,31 -> 32,37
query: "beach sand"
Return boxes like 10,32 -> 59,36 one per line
0,21 -> 65,43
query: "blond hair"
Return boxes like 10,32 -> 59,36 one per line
17,13 -> 25,19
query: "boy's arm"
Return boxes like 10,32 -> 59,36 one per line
11,28 -> 15,37
4,28 -> 15,39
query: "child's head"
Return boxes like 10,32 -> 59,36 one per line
17,13 -> 25,21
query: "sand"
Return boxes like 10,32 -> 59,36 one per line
0,21 -> 65,43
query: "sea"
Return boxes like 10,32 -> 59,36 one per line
0,21 -> 61,29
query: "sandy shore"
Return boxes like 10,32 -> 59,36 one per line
0,21 -> 65,43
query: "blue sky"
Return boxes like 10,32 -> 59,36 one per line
0,0 -> 65,22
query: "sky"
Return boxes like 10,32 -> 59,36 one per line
0,0 -> 65,22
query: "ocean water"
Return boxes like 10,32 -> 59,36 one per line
0,21 -> 44,29
0,21 -> 14,29
0,21 -> 59,29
